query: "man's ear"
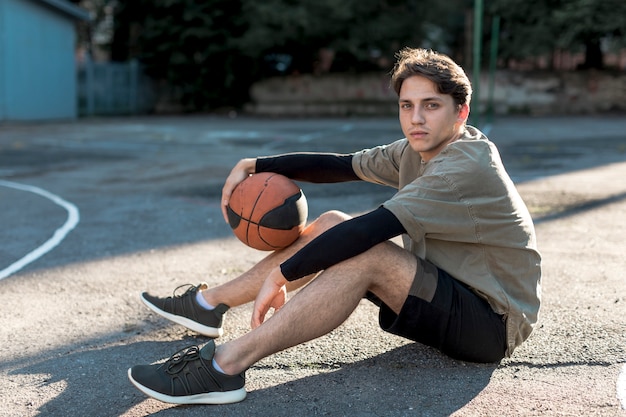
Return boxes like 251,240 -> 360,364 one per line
457,103 -> 470,123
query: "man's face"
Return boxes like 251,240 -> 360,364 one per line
398,75 -> 469,162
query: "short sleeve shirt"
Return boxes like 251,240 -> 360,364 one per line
351,126 -> 541,356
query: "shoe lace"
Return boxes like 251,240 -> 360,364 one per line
159,345 -> 202,375
171,284 -> 198,299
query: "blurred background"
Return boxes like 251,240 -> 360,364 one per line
1,0 -> 624,122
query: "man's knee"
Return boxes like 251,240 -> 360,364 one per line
305,210 -> 352,235
318,210 -> 352,224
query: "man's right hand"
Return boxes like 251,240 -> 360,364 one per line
221,158 -> 257,223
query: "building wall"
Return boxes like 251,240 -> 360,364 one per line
0,0 -> 7,120
246,71 -> 626,117
0,0 -> 78,121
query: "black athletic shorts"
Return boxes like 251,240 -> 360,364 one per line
367,260 -> 507,363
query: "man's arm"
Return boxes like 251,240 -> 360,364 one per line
280,206 -> 406,281
221,153 -> 359,223
256,153 -> 359,183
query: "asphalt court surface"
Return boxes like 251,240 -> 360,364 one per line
2,116 -> 625,275
0,115 -> 625,416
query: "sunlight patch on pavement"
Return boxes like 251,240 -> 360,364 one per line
618,363 -> 626,410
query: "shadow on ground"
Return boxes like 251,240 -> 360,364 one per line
9,339 -> 497,417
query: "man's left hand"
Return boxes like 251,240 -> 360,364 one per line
251,267 -> 288,329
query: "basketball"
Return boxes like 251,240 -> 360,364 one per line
226,172 -> 308,251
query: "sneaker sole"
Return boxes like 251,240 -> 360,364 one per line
140,294 -> 223,338
128,368 -> 246,404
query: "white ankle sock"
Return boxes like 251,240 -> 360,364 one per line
195,291 -> 215,310
212,358 -> 226,374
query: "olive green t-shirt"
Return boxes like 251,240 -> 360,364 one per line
352,126 -> 541,356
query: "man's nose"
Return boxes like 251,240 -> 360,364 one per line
411,108 -> 425,124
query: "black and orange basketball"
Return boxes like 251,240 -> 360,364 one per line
226,172 -> 308,251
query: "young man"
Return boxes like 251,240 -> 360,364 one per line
128,48 -> 541,405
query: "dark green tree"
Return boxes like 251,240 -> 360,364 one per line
552,0 -> 626,69
490,0 -> 626,69
238,0 -> 467,73
112,0 -> 252,110
111,0 -> 468,110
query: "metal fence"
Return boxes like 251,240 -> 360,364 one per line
77,59 -> 156,116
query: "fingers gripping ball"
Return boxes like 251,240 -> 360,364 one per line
227,172 -> 308,251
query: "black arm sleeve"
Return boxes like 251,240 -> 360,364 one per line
280,206 -> 406,281
256,153 -> 359,183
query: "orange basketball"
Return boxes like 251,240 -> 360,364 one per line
226,172 -> 308,251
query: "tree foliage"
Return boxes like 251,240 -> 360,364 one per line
111,0 -> 252,110
106,0 -> 624,110
111,0 -> 466,110
237,0 -> 465,73
490,0 -> 626,69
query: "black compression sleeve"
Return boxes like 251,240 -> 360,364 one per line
280,206 -> 406,281
256,153 -> 359,183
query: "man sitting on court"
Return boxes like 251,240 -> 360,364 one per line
128,47 -> 542,405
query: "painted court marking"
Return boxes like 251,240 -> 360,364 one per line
0,180 -> 80,281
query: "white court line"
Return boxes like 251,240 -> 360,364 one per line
618,363 -> 626,410
0,180 -> 80,281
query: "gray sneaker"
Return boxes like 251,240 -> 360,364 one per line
128,340 -> 246,404
141,283 -> 228,338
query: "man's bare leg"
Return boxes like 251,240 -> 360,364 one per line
213,238 -> 419,375
202,211 -> 352,308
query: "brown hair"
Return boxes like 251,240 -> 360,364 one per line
390,48 -> 472,107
